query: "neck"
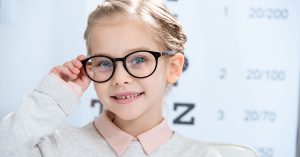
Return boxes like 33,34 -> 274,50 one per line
113,108 -> 163,137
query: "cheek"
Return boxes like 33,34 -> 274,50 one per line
144,75 -> 167,107
156,62 -> 168,86
93,83 -> 109,105
145,65 -> 168,93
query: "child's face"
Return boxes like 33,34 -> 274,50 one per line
88,14 -> 180,121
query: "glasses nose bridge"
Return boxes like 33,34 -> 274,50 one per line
112,57 -> 127,68
111,57 -> 132,85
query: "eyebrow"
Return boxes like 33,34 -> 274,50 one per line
92,47 -> 152,57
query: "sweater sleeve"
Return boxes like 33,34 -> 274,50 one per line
0,74 -> 80,157
205,147 -> 223,157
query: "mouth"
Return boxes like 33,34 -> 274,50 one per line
111,92 -> 145,105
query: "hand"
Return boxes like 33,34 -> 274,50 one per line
50,55 -> 91,92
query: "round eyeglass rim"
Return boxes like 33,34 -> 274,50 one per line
81,50 -> 176,83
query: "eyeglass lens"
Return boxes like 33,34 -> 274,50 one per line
84,51 -> 158,82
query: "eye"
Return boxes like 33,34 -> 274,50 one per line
97,60 -> 113,68
132,56 -> 147,64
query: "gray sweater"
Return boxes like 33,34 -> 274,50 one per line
0,75 -> 222,157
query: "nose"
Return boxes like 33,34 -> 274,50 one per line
111,61 -> 132,86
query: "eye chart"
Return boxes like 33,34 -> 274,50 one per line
162,1 -> 300,157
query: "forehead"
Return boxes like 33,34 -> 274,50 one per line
88,14 -> 162,56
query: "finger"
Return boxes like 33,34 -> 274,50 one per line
50,66 -> 59,75
58,65 -> 77,80
80,64 -> 88,76
64,62 -> 80,75
71,59 -> 82,69
77,70 -> 91,91
76,55 -> 87,61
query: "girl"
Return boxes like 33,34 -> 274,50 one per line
0,0 -> 222,156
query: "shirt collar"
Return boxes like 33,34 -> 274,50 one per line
94,110 -> 173,156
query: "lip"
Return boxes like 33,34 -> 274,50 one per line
111,91 -> 144,105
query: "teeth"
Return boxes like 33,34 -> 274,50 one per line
115,93 -> 141,99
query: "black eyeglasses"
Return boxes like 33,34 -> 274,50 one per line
81,50 -> 176,83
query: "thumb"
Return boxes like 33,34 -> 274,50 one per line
78,67 -> 91,91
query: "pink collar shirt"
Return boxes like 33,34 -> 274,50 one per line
93,111 -> 174,156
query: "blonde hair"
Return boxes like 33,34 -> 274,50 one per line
84,0 -> 186,56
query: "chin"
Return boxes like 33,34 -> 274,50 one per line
113,110 -> 143,121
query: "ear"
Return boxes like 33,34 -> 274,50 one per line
166,53 -> 185,84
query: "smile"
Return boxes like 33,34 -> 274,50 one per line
114,93 -> 142,99
111,92 -> 144,104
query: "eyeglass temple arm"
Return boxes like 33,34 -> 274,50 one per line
162,50 -> 176,56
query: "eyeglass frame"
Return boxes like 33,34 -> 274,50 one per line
81,50 -> 176,83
